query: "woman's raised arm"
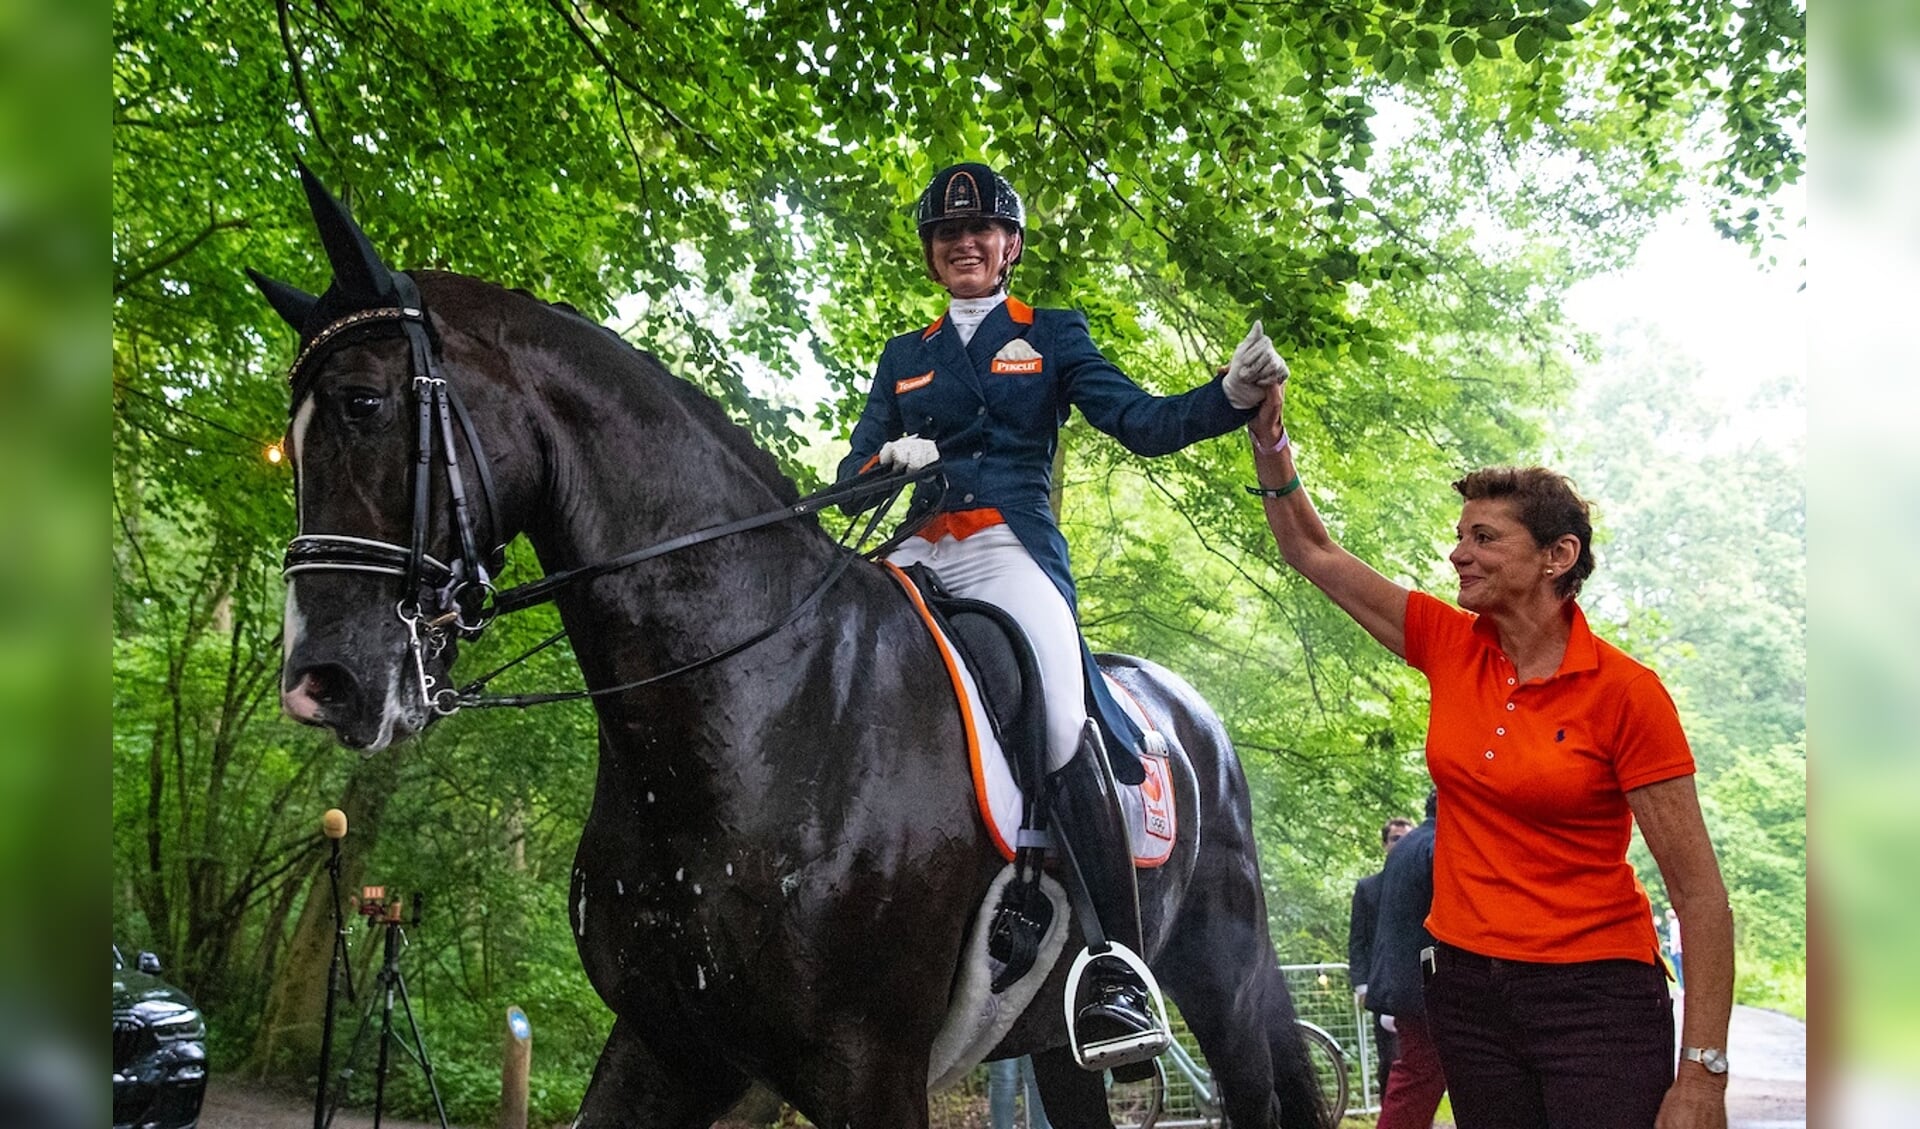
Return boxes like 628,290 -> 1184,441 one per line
1249,383 -> 1412,658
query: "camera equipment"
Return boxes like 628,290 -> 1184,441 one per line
313,810 -> 354,1129
322,880 -> 449,1129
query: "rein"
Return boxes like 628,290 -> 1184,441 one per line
283,281 -> 942,718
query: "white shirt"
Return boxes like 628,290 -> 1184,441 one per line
947,291 -> 1007,346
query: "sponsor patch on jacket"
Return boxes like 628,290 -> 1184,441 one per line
895,370 -> 934,393
990,339 -> 1043,375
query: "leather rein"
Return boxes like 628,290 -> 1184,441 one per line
282,277 -> 938,718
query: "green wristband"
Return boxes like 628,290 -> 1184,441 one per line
1245,475 -> 1303,499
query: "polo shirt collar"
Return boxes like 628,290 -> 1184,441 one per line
1469,599 -> 1599,680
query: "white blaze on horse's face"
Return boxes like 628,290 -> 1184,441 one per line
278,356 -> 442,751
282,397 -> 317,667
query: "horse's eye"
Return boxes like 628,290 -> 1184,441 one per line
340,390 -> 385,420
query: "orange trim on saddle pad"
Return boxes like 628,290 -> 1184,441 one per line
880,562 -> 1178,868
881,561 -> 1008,859
917,508 -> 1006,543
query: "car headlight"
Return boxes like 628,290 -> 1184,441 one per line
152,1013 -> 205,1041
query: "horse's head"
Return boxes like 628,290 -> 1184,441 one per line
250,167 -> 505,750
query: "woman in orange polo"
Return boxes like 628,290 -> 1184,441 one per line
1243,379 -> 1733,1129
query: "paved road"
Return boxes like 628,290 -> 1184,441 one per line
1717,1002 -> 1807,1129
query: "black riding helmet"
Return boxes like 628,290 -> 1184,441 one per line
916,162 -> 1025,284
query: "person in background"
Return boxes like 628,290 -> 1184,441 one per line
988,1055 -> 1052,1129
1666,906 -> 1685,992
1244,368 -> 1734,1129
1368,791 -> 1448,1129
838,161 -> 1284,1065
1349,815 -> 1417,1097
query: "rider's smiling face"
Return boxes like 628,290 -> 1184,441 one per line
928,218 -> 1019,299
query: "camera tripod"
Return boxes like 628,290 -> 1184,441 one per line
322,915 -> 450,1129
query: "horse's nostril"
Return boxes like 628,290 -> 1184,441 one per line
301,664 -> 356,707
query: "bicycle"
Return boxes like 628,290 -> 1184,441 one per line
1106,1019 -> 1349,1129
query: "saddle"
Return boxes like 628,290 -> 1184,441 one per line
890,563 -> 1179,1011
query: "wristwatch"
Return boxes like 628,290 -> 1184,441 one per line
1681,1046 -> 1730,1074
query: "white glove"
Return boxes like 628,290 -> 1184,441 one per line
1380,1014 -> 1398,1034
1222,319 -> 1289,410
877,434 -> 940,472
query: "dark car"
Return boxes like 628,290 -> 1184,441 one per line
112,944 -> 207,1129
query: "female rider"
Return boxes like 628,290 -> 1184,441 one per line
838,162 -> 1285,1066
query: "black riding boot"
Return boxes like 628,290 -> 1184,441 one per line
1046,721 -> 1170,1071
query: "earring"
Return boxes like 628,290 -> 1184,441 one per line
1545,568 -> 1555,575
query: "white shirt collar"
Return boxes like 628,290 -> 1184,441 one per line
946,291 -> 1007,346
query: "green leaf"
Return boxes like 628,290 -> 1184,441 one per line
1515,25 -> 1543,62
1451,36 -> 1478,66
1477,37 -> 1502,59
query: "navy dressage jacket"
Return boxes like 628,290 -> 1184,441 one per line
837,296 -> 1253,781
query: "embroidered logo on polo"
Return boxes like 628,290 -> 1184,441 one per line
989,339 -> 1043,375
896,370 -> 934,393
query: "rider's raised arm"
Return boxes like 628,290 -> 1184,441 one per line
1247,383 -> 1410,660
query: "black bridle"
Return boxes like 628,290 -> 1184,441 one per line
282,277 -> 938,717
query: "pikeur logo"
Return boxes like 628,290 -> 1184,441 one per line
990,339 -> 1043,375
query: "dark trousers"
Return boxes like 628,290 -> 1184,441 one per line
1424,941 -> 1674,1129
1376,1013 -> 1447,1129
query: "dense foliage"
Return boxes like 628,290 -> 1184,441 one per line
113,0 -> 1802,1121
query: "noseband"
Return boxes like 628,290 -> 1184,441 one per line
283,276 -> 937,719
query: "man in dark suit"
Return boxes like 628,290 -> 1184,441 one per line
1350,814 -> 1416,1099
1366,790 -> 1447,1129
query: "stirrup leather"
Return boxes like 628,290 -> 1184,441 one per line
1061,944 -> 1172,1070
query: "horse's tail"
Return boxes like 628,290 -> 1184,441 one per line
1262,963 -> 1330,1129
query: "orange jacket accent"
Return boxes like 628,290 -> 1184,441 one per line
916,507 -> 1006,542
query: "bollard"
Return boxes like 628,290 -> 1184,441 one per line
499,1006 -> 531,1129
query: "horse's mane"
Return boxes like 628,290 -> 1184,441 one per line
429,270 -> 801,506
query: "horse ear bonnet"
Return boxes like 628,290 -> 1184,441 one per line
245,268 -> 319,329
247,161 -> 408,339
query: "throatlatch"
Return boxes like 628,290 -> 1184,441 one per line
1047,721 -> 1172,1073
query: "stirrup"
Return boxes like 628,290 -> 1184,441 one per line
1061,945 -> 1171,1071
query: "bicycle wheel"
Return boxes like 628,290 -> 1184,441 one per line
1295,1019 -> 1350,1129
1105,1057 -> 1165,1129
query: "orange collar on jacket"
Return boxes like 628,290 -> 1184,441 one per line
922,296 -> 1034,340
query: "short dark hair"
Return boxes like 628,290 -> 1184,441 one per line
1381,817 -> 1415,844
1451,466 -> 1596,599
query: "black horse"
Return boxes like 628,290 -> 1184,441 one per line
257,170 -> 1324,1129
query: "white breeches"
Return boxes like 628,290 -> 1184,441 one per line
888,525 -> 1086,773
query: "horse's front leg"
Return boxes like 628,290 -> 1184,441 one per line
574,1015 -> 749,1129
1029,1046 -> 1116,1129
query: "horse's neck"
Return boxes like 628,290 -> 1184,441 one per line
518,353 -> 841,714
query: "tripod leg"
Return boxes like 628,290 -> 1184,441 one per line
324,964 -> 386,1129
392,964 -> 451,1129
372,924 -> 399,1129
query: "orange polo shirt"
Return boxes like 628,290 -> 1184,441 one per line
1404,591 -> 1694,964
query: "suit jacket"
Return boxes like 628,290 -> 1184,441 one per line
1348,870 -> 1384,993
1367,817 -> 1437,1020
838,297 -> 1253,780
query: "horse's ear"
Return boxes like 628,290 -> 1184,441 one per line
298,160 -> 399,305
245,268 -> 319,330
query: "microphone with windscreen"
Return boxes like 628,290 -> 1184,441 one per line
323,808 -> 348,840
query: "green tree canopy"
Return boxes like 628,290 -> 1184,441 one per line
112,0 -> 1804,1117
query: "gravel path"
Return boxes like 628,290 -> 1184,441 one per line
199,1001 -> 1805,1129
